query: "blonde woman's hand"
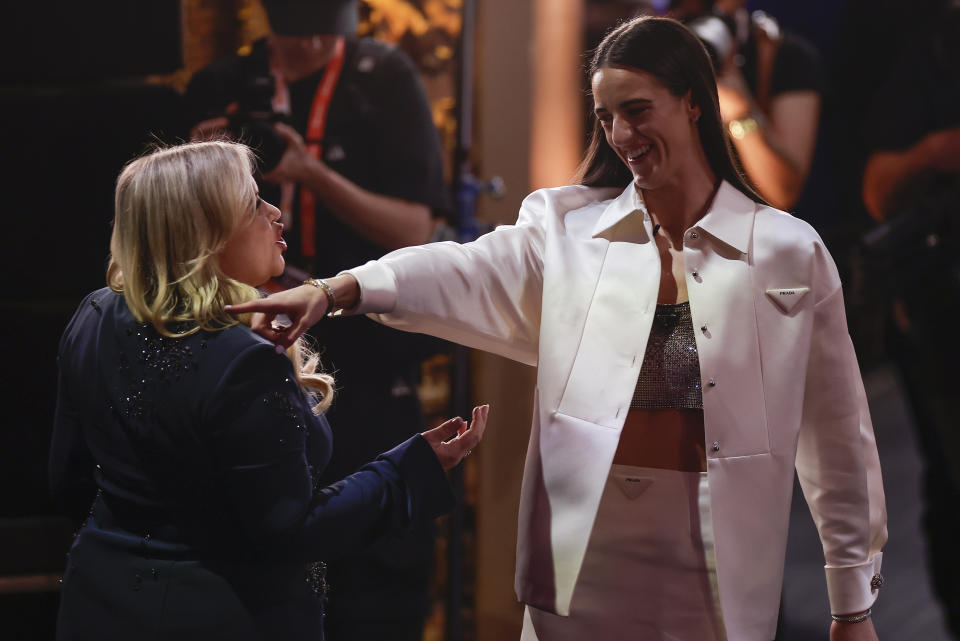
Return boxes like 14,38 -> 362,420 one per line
421,405 -> 489,472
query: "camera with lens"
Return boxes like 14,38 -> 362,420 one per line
686,14 -> 737,72
224,42 -> 289,174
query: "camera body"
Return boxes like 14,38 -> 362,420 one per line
687,10 -> 781,73
686,14 -> 736,71
225,42 -> 289,174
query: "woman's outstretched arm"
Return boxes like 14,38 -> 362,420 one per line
205,341 -> 488,560
228,274 -> 360,350
229,189 -> 553,365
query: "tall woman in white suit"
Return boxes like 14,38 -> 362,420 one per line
230,16 -> 886,641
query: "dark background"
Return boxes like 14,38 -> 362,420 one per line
1,4 -> 185,638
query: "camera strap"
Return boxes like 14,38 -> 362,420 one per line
297,36 -> 346,264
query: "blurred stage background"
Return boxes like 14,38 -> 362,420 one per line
0,1 -> 952,639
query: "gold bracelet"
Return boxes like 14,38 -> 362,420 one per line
303,278 -> 336,315
831,608 -> 871,624
728,116 -> 760,140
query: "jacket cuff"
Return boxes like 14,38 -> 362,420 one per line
825,552 -> 884,614
378,434 -> 456,522
340,261 -> 398,315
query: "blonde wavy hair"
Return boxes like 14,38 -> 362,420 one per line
107,140 -> 334,412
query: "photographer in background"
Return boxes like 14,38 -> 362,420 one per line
676,0 -> 822,210
186,1 -> 451,639
861,2 -> 960,635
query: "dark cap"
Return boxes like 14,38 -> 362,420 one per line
262,0 -> 358,36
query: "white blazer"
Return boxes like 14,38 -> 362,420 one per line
347,181 -> 887,641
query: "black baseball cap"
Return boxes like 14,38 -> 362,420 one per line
262,0 -> 358,36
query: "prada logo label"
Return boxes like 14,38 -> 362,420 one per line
614,475 -> 653,500
765,287 -> 810,313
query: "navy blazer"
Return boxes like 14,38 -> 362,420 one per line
50,288 -> 454,641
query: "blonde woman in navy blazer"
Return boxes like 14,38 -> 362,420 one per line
231,17 -> 886,641
51,141 -> 488,641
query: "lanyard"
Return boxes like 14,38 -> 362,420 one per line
298,36 -> 346,263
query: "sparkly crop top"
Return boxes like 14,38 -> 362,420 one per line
630,301 -> 703,409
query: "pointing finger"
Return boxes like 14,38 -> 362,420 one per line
226,299 -> 278,315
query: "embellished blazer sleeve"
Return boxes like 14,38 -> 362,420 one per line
49,292 -> 100,523
203,341 -> 454,561
343,190 -> 549,366
795,243 -> 887,615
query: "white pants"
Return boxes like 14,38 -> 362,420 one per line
521,465 -> 725,641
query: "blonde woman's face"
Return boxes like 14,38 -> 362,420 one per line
219,177 -> 287,286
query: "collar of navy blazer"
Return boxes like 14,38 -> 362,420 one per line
590,179 -> 756,254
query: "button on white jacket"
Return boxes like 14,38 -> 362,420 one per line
347,181 -> 887,641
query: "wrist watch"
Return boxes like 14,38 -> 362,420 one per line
728,116 -> 760,140
303,278 -> 337,315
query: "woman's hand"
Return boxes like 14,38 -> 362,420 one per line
716,63 -> 754,123
227,274 -> 360,348
421,405 -> 489,472
227,284 -> 331,349
830,616 -> 879,641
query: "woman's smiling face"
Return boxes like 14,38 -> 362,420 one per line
591,66 -> 703,191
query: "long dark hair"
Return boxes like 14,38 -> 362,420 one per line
573,16 -> 762,203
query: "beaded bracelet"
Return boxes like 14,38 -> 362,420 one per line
831,609 -> 871,624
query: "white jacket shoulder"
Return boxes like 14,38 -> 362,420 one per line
754,204 -> 822,244
753,204 -> 841,301
517,185 -> 624,236
520,185 -> 621,216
